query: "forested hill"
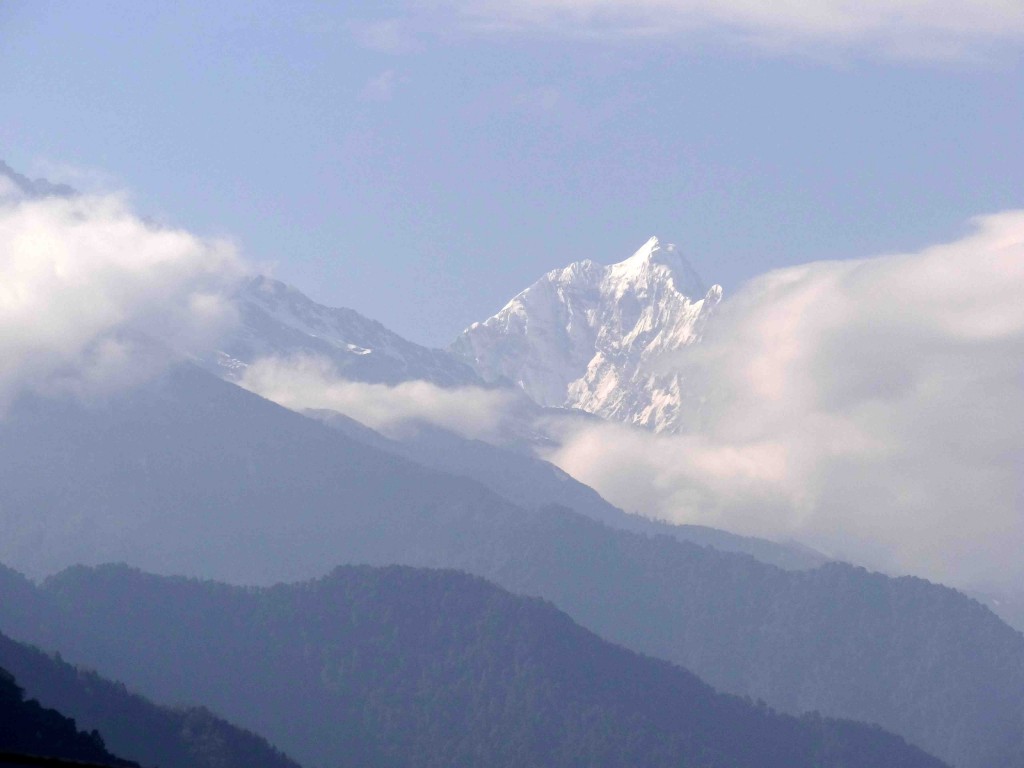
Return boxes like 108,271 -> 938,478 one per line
7,563 -> 947,768
0,631 -> 301,768
0,370 -> 1019,765
0,665 -> 134,767
0,366 -> 1017,767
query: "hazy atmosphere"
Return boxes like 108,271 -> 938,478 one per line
2,4 -> 1023,768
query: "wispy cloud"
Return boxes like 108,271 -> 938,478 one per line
423,0 -> 1024,60
543,211 -> 1024,591
359,69 -> 403,102
349,18 -> 422,54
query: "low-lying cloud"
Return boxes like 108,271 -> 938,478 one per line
239,355 -> 519,441
0,189 -> 243,408
544,211 -> 1024,591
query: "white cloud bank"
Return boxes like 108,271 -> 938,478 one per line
239,355 -> 519,441
438,0 -> 1024,59
543,211 -> 1024,590
0,190 -> 242,408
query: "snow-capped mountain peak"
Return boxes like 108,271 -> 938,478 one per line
607,236 -> 705,299
451,238 -> 722,431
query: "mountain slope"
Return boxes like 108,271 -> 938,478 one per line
11,563 -> 950,768
451,236 -> 721,431
0,366 -> 1020,767
213,276 -> 480,387
0,160 -> 76,199
311,409 -> 826,571
0,364 -> 528,584
214,264 -> 820,571
0,630 -> 301,768
0,665 -> 135,767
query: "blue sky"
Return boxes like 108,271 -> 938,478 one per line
1,0 -> 1021,346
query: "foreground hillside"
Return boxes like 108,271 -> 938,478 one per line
0,366 -> 1019,767
0,665 -> 134,767
1,563 -> 948,768
0,626 -> 300,768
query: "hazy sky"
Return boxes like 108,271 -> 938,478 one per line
1,0 -> 1021,345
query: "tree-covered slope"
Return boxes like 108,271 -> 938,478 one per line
0,366 -> 1020,767
0,631 -> 300,768
0,665 -> 134,767
13,563 -> 948,768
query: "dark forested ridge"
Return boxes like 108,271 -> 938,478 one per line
0,563 -> 948,768
0,365 -> 1020,767
0,631 -> 300,768
0,665 -> 134,767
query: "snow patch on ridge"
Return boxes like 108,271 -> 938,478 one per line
212,276 -> 479,388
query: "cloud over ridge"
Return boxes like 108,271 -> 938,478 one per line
234,211 -> 1024,593
10,161 -> 1021,596
545,211 -> 1024,590
0,189 -> 243,408
239,355 -> 519,441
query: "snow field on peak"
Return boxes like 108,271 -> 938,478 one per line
452,238 -> 721,432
